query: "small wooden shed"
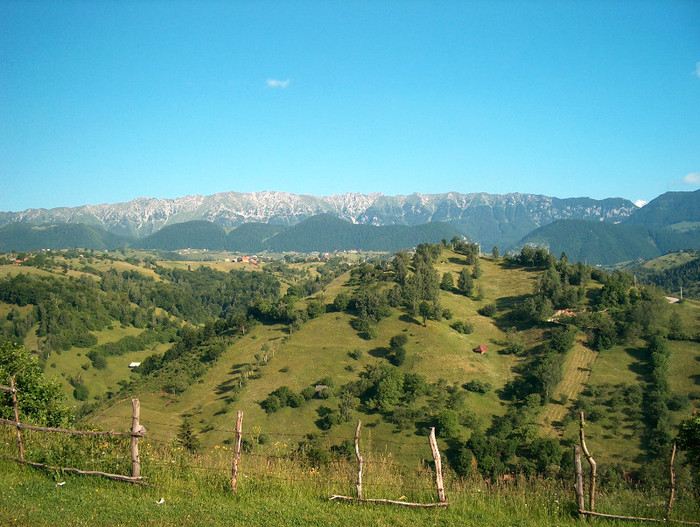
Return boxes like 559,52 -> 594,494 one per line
473,345 -> 488,355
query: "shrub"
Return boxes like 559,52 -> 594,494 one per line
349,349 -> 363,360
465,379 -> 491,394
478,303 -> 497,317
301,386 -> 316,401
263,395 -> 281,414
451,320 -> 474,334
73,384 -> 89,401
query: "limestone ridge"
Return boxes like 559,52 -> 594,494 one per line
0,191 -> 637,249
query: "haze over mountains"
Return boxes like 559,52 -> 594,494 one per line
1,189 -> 699,265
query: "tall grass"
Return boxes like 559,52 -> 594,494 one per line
1,426 -> 698,526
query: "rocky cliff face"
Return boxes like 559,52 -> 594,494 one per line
0,191 -> 637,249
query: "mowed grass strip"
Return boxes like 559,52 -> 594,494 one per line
537,339 -> 597,435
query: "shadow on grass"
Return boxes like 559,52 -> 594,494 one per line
624,346 -> 650,380
368,346 -> 390,359
399,314 -> 421,326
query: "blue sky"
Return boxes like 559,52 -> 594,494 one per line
1,1 -> 699,212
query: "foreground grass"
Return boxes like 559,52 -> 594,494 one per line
2,437 -> 698,527
5,454 -> 696,527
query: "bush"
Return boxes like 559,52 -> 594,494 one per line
464,379 -> 491,394
263,395 -> 281,414
478,303 -> 497,317
451,320 -> 474,334
73,384 -> 89,401
390,347 -> 406,366
349,349 -> 363,360
301,386 -> 316,400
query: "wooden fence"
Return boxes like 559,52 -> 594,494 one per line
0,376 -> 146,484
328,419 -> 449,507
574,412 -> 700,526
2,380 -> 699,521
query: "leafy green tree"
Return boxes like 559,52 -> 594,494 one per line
436,409 -> 461,438
0,341 -> 71,426
306,299 -> 326,319
491,246 -> 500,260
677,413 -> 700,485
549,325 -> 578,354
668,311 -> 687,340
333,292 -> 350,312
533,351 -> 563,402
369,364 -> 404,413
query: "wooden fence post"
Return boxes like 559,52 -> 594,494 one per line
9,376 -> 24,461
579,412 -> 597,512
130,398 -> 141,479
665,443 -> 677,522
355,420 -> 363,500
574,445 -> 585,513
231,411 -> 243,494
428,427 -> 446,503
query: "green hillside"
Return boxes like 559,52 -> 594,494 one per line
1,245 -> 698,492
629,250 -> 700,299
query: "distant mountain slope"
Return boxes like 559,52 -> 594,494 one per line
512,220 -> 660,265
131,215 -> 465,253
131,221 -> 229,251
0,190 -> 638,249
0,223 -> 132,252
227,223 -> 287,253
513,218 -> 700,266
264,214 -> 464,253
623,189 -> 700,230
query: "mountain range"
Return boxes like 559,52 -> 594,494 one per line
1,189 -> 699,264
0,190 -> 638,250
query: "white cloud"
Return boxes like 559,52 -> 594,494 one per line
682,172 -> 700,185
634,200 -> 648,208
266,79 -> 290,88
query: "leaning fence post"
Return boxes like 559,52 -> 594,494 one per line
574,445 -> 585,513
9,376 -> 24,461
355,420 -> 363,499
231,410 -> 243,494
130,398 -> 141,479
665,442 -> 677,522
579,412 -> 597,512
428,427 -> 446,503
